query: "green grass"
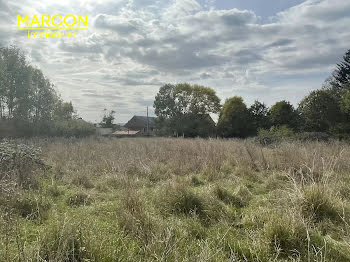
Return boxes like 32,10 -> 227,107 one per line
1,137 -> 350,261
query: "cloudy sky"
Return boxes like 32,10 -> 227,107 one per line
1,0 -> 350,122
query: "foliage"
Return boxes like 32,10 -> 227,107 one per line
54,101 -> 75,121
295,132 -> 330,142
269,100 -> 299,129
256,125 -> 294,145
154,83 -> 220,137
99,109 -> 116,128
340,86 -> 350,115
0,46 -> 90,137
332,49 -> 350,90
249,100 -> 271,132
217,96 -> 254,138
298,89 -> 341,132
49,119 -> 95,137
0,140 -> 46,187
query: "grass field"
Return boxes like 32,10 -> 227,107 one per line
1,137 -> 350,261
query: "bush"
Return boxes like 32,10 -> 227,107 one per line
49,120 -> 96,137
295,132 -> 330,142
256,125 -> 294,145
0,141 -> 47,188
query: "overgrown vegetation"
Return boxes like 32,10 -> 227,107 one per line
154,49 -> 350,139
1,137 -> 350,261
0,46 -> 95,137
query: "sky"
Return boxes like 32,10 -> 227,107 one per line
0,0 -> 350,123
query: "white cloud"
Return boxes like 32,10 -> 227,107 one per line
0,0 -> 349,122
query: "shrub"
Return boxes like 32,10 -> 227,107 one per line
47,120 -> 96,137
0,141 -> 47,188
256,125 -> 294,145
295,132 -> 330,142
66,192 -> 92,207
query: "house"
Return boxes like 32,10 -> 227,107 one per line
124,115 -> 156,136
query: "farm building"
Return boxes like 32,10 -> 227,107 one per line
124,115 -> 156,136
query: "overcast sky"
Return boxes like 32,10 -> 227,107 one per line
1,0 -> 350,122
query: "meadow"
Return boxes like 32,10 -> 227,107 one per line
1,137 -> 350,261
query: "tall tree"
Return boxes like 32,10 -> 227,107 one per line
217,96 -> 254,138
298,89 -> 341,132
249,100 -> 271,132
153,83 -> 220,137
99,109 -> 116,128
340,84 -> 350,116
269,100 -> 298,129
332,49 -> 350,90
54,101 -> 75,121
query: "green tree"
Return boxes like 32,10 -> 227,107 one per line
298,89 -> 341,132
54,101 -> 75,120
32,68 -> 58,122
153,83 -> 220,137
100,109 -> 116,128
217,96 -> 254,138
269,100 -> 298,129
332,49 -> 350,91
0,46 -> 32,120
0,45 -> 93,137
154,84 -> 177,119
249,100 -> 271,132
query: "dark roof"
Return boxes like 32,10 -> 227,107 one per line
124,116 -> 156,129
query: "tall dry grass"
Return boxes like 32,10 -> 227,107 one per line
1,137 -> 350,261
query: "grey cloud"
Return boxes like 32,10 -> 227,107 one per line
264,39 -> 294,48
94,14 -> 141,35
1,0 -> 350,122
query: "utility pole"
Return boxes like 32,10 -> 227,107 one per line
147,106 -> 149,136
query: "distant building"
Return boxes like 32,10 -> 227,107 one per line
94,123 -> 114,136
112,130 -> 140,137
124,115 -> 156,136
96,127 -> 113,136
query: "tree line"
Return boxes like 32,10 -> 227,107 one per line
154,49 -> 350,139
1,45 -> 349,139
0,46 -> 94,137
